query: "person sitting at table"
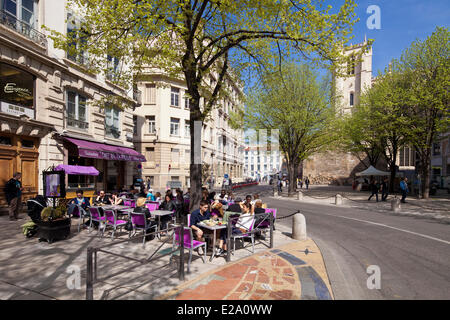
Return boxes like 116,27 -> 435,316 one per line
218,189 -> 227,200
133,197 -> 152,220
216,202 -> 252,256
94,190 -> 111,205
190,200 -> 211,242
244,195 -> 254,214
146,189 -> 156,201
111,192 -> 123,205
211,196 -> 224,218
226,197 -> 243,213
154,192 -> 162,202
254,200 -> 265,214
69,189 -> 91,210
158,194 -> 176,233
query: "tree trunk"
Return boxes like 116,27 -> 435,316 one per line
287,160 -> 298,195
420,154 -> 431,199
189,163 -> 202,212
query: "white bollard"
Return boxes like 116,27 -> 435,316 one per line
391,198 -> 401,213
292,212 -> 307,241
274,189 -> 278,197
335,194 -> 343,205
297,191 -> 303,200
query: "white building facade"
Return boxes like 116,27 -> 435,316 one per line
0,0 -> 142,205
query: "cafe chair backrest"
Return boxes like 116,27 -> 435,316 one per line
124,199 -> 136,208
89,207 -> 103,220
187,214 -> 191,227
130,212 -> 147,228
145,203 -> 158,212
265,208 -> 277,219
103,209 -> 116,225
174,226 -> 194,248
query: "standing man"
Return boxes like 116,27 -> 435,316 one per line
368,179 -> 379,202
400,177 -> 409,203
277,179 -> 282,193
381,177 -> 389,201
5,172 -> 24,221
305,176 -> 310,190
146,178 -> 151,191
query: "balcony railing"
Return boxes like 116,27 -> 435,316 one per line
0,10 -> 47,49
67,117 -> 89,130
106,126 -> 121,139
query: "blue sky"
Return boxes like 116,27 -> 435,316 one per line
335,0 -> 450,76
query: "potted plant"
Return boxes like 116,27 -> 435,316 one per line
36,206 -> 71,244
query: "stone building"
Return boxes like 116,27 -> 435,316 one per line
0,0 -> 143,205
302,38 -> 376,185
134,70 -> 245,190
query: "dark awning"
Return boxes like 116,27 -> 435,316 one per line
64,137 -> 146,162
55,164 -> 99,176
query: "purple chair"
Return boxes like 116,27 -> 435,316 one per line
129,212 -> 156,248
103,209 -> 127,240
145,203 -> 158,212
124,199 -> 136,208
72,205 -> 89,233
231,214 -> 256,255
172,226 -> 207,273
88,207 -> 105,234
258,208 -> 277,229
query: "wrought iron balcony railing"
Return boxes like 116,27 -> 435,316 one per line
0,10 -> 47,49
67,117 -> 89,130
106,126 -> 121,139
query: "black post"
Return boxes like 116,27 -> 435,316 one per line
178,224 -> 185,280
94,250 -> 97,281
226,218 -> 231,262
86,247 -> 94,300
269,213 -> 274,248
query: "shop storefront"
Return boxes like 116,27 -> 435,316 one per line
0,63 -> 55,205
56,135 -> 145,199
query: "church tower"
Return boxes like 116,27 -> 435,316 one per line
334,37 -> 373,114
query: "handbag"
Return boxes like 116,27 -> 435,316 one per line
124,220 -> 133,231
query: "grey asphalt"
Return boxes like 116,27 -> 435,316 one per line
233,184 -> 450,300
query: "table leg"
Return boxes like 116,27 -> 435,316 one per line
210,229 -> 216,262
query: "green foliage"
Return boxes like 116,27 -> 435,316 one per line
244,63 -> 337,191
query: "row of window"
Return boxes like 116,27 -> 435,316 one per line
67,91 -> 121,138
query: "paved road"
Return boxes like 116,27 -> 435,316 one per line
233,184 -> 450,300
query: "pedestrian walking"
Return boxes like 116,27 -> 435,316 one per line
146,178 -> 151,191
5,172 -> 24,221
400,177 -> 409,203
368,179 -> 379,202
305,177 -> 310,190
277,179 -> 282,193
381,177 -> 389,201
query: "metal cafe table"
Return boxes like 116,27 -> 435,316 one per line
198,220 -> 227,262
101,205 -> 133,218
150,210 -> 174,239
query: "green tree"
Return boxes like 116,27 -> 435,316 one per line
357,67 -> 412,192
397,27 -> 450,199
243,63 -> 337,194
47,0 -> 360,209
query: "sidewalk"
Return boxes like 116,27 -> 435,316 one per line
275,185 -> 450,224
157,237 -> 333,300
0,215 -> 332,300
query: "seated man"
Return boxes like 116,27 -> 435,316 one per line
69,189 -> 90,210
95,190 -> 111,205
190,200 -> 211,242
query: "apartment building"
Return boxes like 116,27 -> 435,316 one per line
0,0 -> 143,204
134,71 -> 245,190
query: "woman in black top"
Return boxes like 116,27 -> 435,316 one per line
158,194 -> 176,231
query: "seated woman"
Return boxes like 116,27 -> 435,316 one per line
158,194 -> 176,233
216,202 -> 252,256
133,197 -> 152,220
111,192 -> 124,205
154,192 -> 162,202
210,196 -> 224,219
